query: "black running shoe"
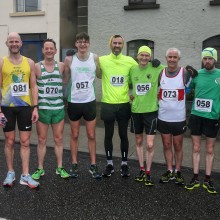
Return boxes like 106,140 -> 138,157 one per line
102,164 -> 114,177
89,164 -> 102,179
120,164 -> 130,177
145,174 -> 154,186
70,163 -> 78,178
135,170 -> 145,182
184,178 -> 200,190
159,170 -> 175,183
174,171 -> 185,185
203,180 -> 218,194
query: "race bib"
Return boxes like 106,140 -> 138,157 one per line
162,89 -> 178,101
11,83 -> 29,96
74,81 -> 89,92
194,98 -> 213,112
110,76 -> 125,86
135,83 -> 151,95
44,86 -> 59,97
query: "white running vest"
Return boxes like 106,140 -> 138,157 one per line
158,67 -> 186,122
68,53 -> 96,103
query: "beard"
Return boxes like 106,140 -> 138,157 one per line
204,62 -> 215,70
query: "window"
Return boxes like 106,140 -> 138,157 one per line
16,0 -> 41,12
129,0 -> 156,5
20,33 -> 47,62
210,0 -> 220,5
124,0 -> 159,10
127,39 -> 154,60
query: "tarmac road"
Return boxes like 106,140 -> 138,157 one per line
0,143 -> 220,220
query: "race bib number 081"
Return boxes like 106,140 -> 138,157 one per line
11,83 -> 29,96
194,98 -> 213,112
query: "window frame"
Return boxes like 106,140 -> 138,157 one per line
16,0 -> 41,12
124,0 -> 159,10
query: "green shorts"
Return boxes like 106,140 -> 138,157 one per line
38,108 -> 65,124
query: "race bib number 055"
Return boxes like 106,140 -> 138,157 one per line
11,83 -> 29,96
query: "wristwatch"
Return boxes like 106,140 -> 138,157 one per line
33,105 -> 39,109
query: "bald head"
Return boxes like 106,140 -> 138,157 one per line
7,32 -> 21,42
6,32 -> 22,55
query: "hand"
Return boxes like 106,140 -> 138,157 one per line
151,59 -> 161,68
186,65 -> 198,78
66,49 -> 76,56
31,108 -> 39,124
130,95 -> 135,101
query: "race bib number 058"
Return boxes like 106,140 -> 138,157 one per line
11,83 -> 29,96
194,98 -> 213,112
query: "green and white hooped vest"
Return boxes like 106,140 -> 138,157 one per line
68,52 -> 96,103
37,61 -> 64,110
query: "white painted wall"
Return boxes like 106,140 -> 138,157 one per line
0,0 -> 60,60
88,0 -> 220,100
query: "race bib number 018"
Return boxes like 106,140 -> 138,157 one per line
194,98 -> 213,112
110,76 -> 125,86
135,83 -> 151,95
11,83 -> 28,96
44,86 -> 59,97
162,89 -> 178,101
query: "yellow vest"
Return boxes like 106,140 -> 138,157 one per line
1,56 -> 32,106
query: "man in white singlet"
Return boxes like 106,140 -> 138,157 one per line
64,32 -> 101,179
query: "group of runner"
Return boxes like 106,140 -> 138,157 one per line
0,32 -> 220,195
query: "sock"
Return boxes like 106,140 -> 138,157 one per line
121,161 -> 127,165
140,166 -> 145,171
107,160 -> 113,165
145,170 -> 151,175
204,175 -> 210,181
193,173 -> 199,180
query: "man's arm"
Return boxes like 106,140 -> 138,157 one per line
0,58 -> 6,127
28,58 -> 39,123
63,56 -> 71,84
94,54 -> 102,79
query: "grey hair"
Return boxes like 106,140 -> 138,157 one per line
166,48 -> 181,57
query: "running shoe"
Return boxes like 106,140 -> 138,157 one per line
20,174 -> 40,188
3,171 -> 15,187
121,164 -> 130,177
102,164 -> 114,177
89,164 -> 102,179
174,171 -> 185,185
56,167 -> 70,178
70,163 -> 78,178
135,170 -> 145,182
184,178 -> 200,190
159,170 -> 175,183
203,180 -> 218,194
32,168 -> 45,180
145,174 -> 154,186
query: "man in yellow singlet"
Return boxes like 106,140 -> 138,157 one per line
0,32 -> 39,188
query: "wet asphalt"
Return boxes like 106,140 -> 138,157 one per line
0,142 -> 220,220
